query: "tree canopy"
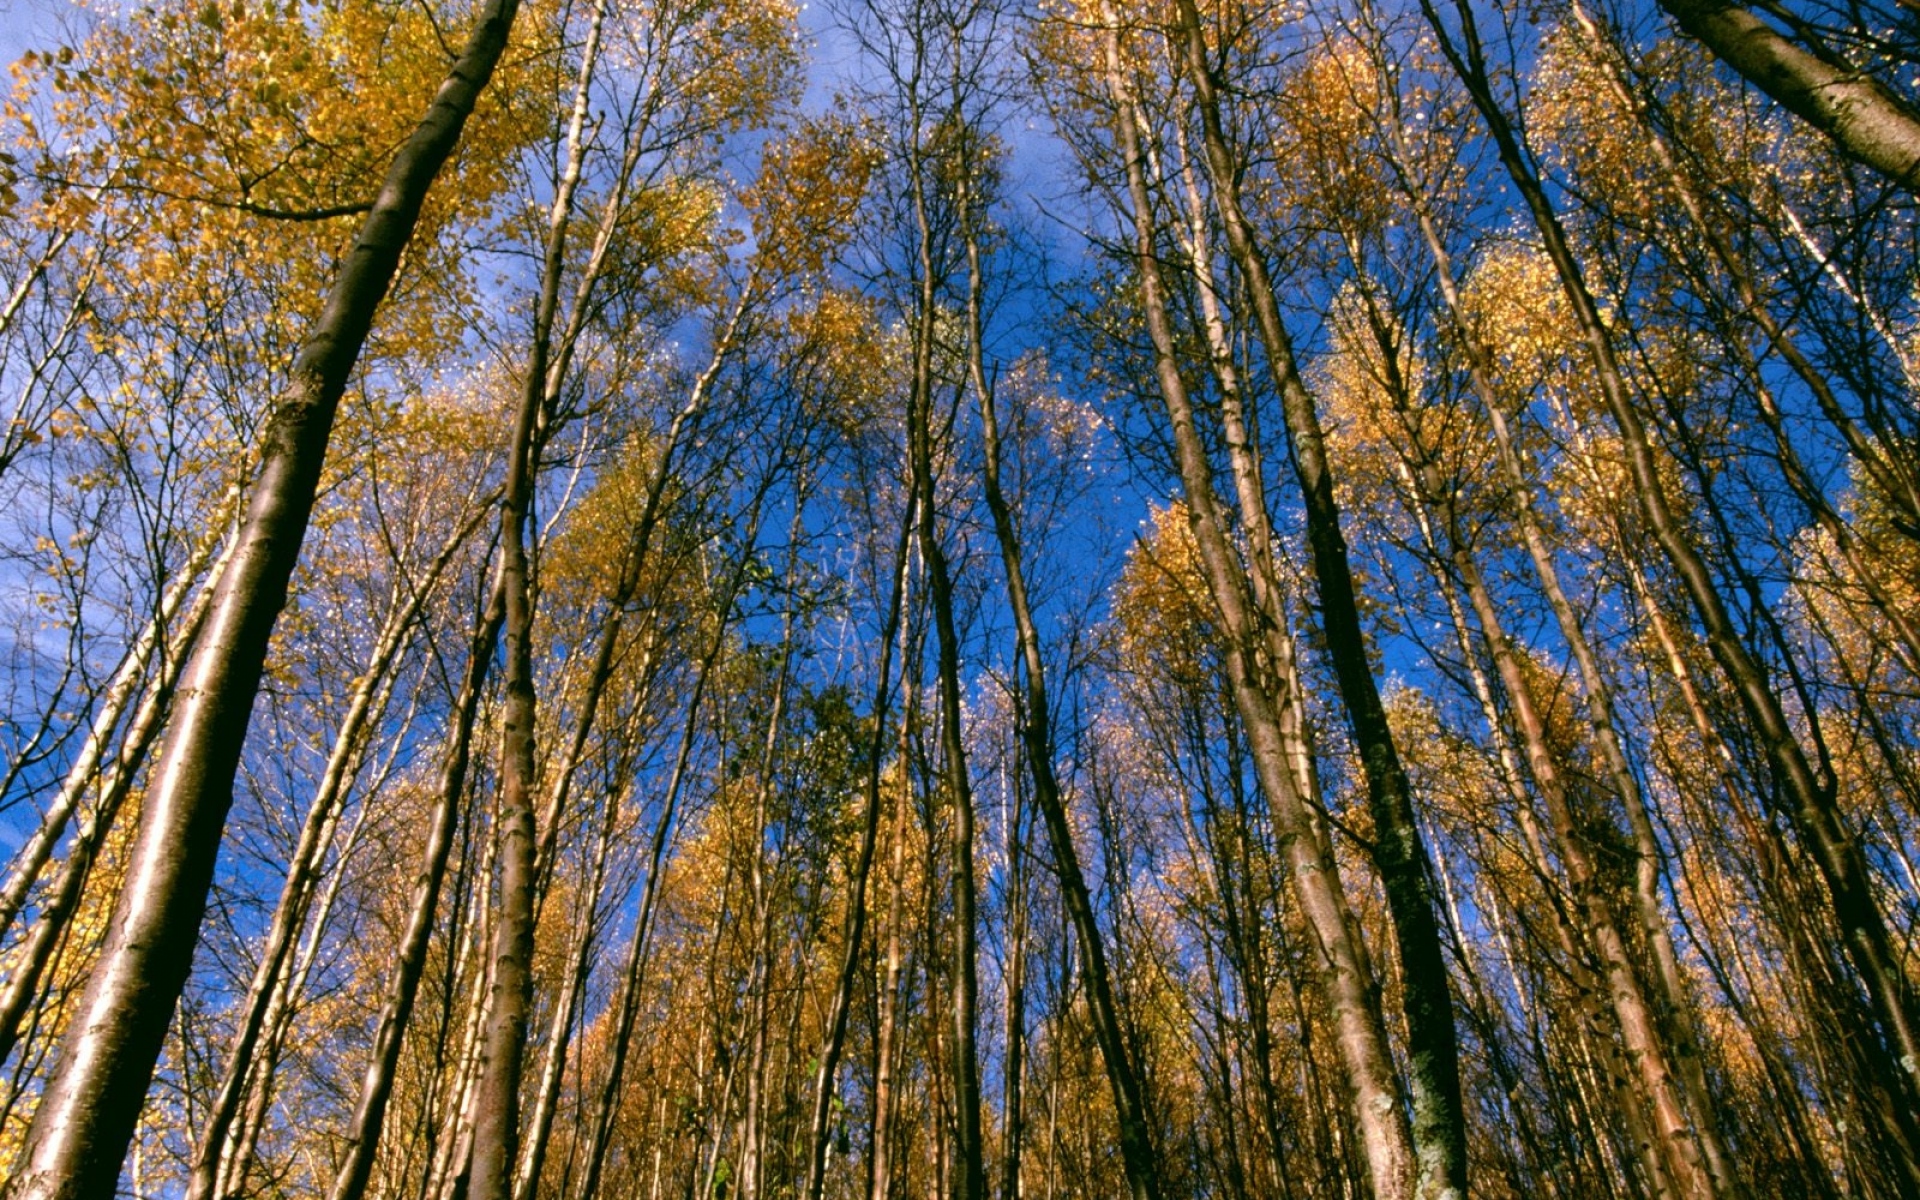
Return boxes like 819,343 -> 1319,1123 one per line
0,0 -> 1916,1197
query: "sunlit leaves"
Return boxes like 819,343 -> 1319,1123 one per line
743,115 -> 883,276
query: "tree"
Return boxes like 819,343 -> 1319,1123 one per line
4,1 -> 524,1193
1657,0 -> 1920,188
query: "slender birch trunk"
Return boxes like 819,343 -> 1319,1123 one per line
1167,9 -> 1467,1192
7,4 -> 519,1189
903,86 -> 985,1200
1423,1 -> 1920,1172
1097,14 -> 1419,1198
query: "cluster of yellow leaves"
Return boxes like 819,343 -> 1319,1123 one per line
593,176 -> 729,314
1530,22 -> 1661,226
781,287 -> 901,434
541,431 -> 692,609
628,0 -> 801,139
1111,501 -> 1219,699
0,0 -> 561,536
1381,686 -> 1524,866
14,0 -> 548,253
1456,240 -> 1580,399
1314,282 -> 1447,512
1270,35 -> 1396,239
743,115 -> 883,276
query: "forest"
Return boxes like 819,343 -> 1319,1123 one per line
0,0 -> 1915,1195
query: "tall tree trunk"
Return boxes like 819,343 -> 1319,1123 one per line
464,303 -> 546,1200
1097,14 -> 1419,1198
904,91 -> 985,1200
461,0 -> 638,1182
1423,1 -> 1920,1176
1161,136 -> 1306,1200
1167,9 -> 1466,1193
6,3 -> 521,1191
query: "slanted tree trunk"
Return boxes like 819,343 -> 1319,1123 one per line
1424,0 -> 1920,1178
6,2 -> 521,1192
1096,14 -> 1419,1198
1167,8 -> 1466,1193
1656,0 -> 1920,189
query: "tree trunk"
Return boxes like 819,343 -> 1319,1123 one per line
1097,14 -> 1419,1198
1167,9 -> 1467,1193
1657,0 -> 1920,189
1423,0 -> 1920,1173
904,93 -> 985,1200
6,2 -> 521,1191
